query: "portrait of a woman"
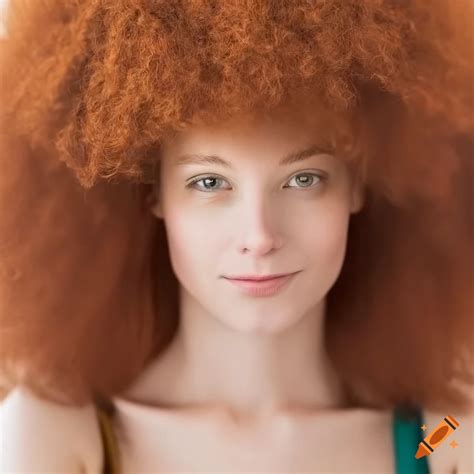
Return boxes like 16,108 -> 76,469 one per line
0,1 -> 473,472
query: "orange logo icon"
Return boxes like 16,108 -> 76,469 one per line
415,415 -> 459,459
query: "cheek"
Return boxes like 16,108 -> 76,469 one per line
162,210 -> 216,286
303,206 -> 350,269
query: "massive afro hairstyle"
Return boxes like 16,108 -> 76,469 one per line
0,0 -> 473,412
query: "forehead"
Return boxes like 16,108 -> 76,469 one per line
161,106 -> 353,164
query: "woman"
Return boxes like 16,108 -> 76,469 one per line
0,1 -> 473,472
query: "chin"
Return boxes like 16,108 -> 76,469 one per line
219,310 -> 303,335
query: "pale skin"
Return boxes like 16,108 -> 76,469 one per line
137,111 -> 365,418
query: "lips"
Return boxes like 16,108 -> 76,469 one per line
224,272 -> 294,281
224,272 -> 298,297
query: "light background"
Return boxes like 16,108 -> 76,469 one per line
0,0 -> 8,38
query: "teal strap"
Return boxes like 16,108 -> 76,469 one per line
392,406 -> 430,474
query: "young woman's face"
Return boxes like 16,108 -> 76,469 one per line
152,113 -> 364,334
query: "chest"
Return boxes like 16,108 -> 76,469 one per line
114,410 -> 431,473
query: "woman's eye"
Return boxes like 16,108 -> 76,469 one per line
285,172 -> 325,189
187,176 -> 231,192
186,172 -> 325,193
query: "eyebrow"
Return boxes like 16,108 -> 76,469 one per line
175,144 -> 334,168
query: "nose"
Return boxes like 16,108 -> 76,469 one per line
237,197 -> 284,256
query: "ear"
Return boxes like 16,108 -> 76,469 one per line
350,175 -> 365,214
148,188 -> 164,219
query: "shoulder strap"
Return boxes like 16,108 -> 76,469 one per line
392,406 -> 430,474
95,403 -> 121,474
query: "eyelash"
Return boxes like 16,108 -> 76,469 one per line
186,172 -> 327,193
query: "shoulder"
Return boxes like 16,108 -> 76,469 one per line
422,408 -> 473,474
0,384 -> 103,473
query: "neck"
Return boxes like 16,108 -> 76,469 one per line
126,286 -> 348,419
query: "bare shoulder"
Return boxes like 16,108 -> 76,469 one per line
0,384 -> 103,473
422,408 -> 473,474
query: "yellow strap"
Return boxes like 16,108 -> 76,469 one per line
95,404 -> 121,474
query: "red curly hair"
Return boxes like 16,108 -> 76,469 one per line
0,0 -> 472,413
